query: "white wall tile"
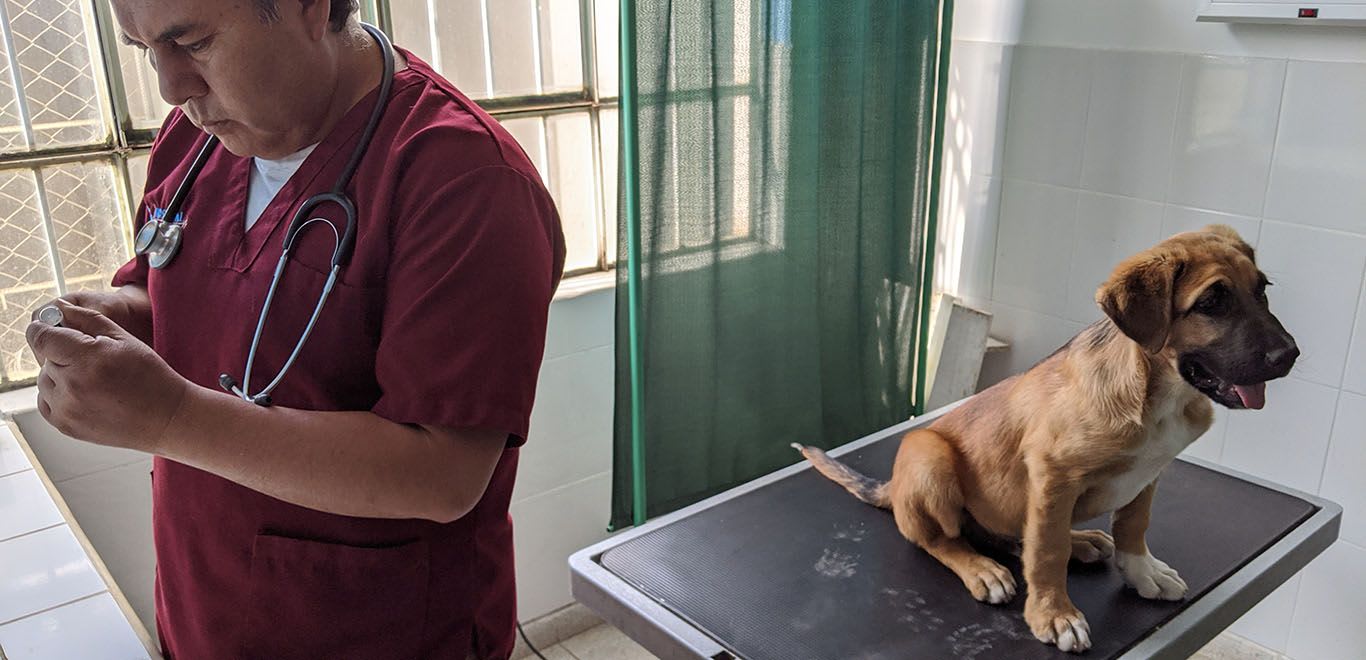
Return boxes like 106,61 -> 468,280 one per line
1230,573 -> 1301,653
511,472 -> 613,620
1318,391 -> 1366,547
0,593 -> 150,660
1223,376 -> 1337,494
1255,221 -> 1366,388
1066,193 -> 1165,324
1161,205 -> 1261,246
977,302 -> 1085,389
950,2 -> 1026,43
0,525 -> 105,624
0,424 -> 30,478
1287,541 -> 1366,660
0,471 -> 61,542
1343,275 -> 1366,397
543,289 -> 614,361
946,41 -> 1013,177
936,174 -> 1001,309
1169,56 -> 1285,217
1002,46 -> 1091,187
1080,50 -> 1183,200
54,460 -> 155,637
1181,405 -> 1230,463
517,346 -> 614,502
1265,61 -> 1366,235
992,180 -> 1078,317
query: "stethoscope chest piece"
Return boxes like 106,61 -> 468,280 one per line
134,216 -> 184,269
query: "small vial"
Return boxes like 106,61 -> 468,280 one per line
36,305 -> 62,327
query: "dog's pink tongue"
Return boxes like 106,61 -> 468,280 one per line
1234,382 -> 1267,410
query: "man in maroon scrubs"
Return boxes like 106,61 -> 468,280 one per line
24,0 -> 564,657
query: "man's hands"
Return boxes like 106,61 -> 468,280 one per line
25,299 -> 187,453
30,287 -> 153,348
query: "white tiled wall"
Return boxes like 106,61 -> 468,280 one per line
943,14 -> 1366,655
513,286 -> 618,620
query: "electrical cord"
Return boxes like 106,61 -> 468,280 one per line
517,620 -> 549,660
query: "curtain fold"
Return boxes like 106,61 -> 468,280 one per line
613,0 -> 947,528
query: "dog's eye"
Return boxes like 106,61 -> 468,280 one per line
1193,284 -> 1229,315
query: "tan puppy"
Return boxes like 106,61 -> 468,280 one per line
794,225 -> 1297,653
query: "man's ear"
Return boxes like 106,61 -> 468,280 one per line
1095,253 -> 1181,354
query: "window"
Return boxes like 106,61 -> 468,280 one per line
0,0 -> 620,388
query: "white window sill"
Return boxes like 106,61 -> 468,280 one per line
554,270 -> 616,302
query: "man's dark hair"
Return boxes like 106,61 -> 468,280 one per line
253,0 -> 359,32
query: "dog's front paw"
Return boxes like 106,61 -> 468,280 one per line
1117,551 -> 1188,600
1025,598 -> 1091,653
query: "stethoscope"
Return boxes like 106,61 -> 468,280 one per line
133,23 -> 394,407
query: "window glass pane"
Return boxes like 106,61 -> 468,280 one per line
0,167 -> 49,381
503,113 -> 598,273
500,115 -> 546,180
487,0 -> 537,97
0,44 -> 24,151
594,0 -> 617,99
388,0 -> 436,67
538,0 -> 582,94
0,0 -> 108,151
127,152 -> 149,204
41,161 -> 126,288
599,105 -> 617,265
433,0 -> 491,97
117,41 -> 170,130
546,111 -> 597,272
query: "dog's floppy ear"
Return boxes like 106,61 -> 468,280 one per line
1096,253 -> 1182,354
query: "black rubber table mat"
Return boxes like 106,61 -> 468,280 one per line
599,438 -> 1318,660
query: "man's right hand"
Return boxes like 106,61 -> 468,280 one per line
30,285 -> 153,356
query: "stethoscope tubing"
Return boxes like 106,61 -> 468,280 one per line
135,22 -> 395,406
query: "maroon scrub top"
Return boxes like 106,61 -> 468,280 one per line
111,48 -> 565,659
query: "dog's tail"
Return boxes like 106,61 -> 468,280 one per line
791,443 -> 891,509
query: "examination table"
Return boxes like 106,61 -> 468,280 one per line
569,402 -> 1341,659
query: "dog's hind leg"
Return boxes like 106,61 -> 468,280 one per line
889,430 -> 1018,605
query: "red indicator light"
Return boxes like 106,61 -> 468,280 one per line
1299,7 -> 1319,17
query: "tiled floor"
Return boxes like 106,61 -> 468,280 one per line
530,625 -> 1285,660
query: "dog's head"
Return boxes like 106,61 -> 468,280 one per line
1095,224 -> 1297,410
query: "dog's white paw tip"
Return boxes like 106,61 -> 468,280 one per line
1045,614 -> 1091,653
1119,552 -> 1188,601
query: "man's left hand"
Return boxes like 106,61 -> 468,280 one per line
25,299 -> 188,453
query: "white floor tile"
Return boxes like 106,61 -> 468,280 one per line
0,425 -> 30,478
562,624 -> 659,660
0,471 -> 62,542
0,593 -> 149,660
0,525 -> 105,624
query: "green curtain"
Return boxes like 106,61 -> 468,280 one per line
612,0 -> 951,529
